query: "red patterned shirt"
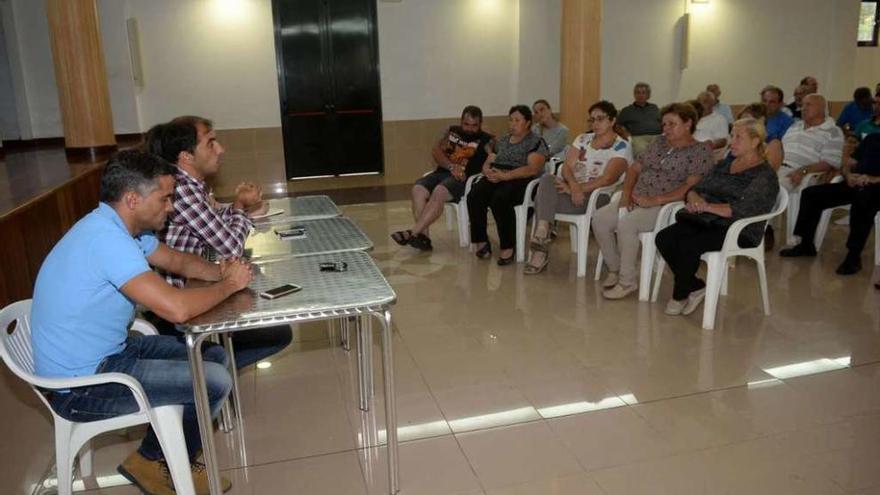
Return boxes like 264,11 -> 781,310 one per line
159,167 -> 252,287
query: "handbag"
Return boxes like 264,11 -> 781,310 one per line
675,209 -> 732,229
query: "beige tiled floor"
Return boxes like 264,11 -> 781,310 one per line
2,200 -> 879,494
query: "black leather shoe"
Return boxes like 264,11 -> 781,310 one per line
835,257 -> 862,275
475,243 -> 492,259
497,253 -> 515,266
779,243 -> 817,257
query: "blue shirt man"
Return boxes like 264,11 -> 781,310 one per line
32,202 -> 158,377
766,111 -> 794,143
29,149 -> 251,494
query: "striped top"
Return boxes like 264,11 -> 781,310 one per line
781,117 -> 844,169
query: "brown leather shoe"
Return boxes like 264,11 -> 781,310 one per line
117,451 -> 175,495
191,460 -> 233,494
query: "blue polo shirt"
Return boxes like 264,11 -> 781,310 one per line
765,111 -> 794,142
837,102 -> 873,131
31,202 -> 159,378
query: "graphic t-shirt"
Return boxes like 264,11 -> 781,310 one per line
440,125 -> 494,177
570,133 -> 633,183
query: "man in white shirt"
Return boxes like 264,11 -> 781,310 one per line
694,91 -> 728,161
777,94 -> 844,193
706,84 -> 733,125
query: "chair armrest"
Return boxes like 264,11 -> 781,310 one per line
656,201 -> 686,231
793,172 -> 824,193
522,177 -> 543,208
586,184 -> 618,215
130,319 -> 158,336
720,192 -> 788,252
464,173 -> 482,196
33,372 -> 152,413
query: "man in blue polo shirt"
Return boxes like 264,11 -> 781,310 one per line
31,150 -> 252,494
761,85 -> 794,142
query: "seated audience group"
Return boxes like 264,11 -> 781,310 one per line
394,74 -> 880,292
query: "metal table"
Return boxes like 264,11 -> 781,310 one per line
182,251 -> 399,494
252,195 -> 341,226
247,216 -> 373,260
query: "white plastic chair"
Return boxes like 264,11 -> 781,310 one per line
651,188 -> 789,330
0,300 -> 196,495
785,172 -> 823,246
516,176 -> 543,262
442,174 -> 480,248
875,212 -> 880,266
812,176 -> 849,250
593,193 -> 683,301
527,161 -> 622,277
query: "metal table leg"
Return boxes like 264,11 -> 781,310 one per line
186,332 -> 223,495
376,310 -> 399,494
357,314 -> 375,411
222,334 -> 242,429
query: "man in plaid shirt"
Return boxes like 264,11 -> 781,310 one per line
146,117 -> 292,368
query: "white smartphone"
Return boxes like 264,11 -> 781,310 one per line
259,284 -> 302,299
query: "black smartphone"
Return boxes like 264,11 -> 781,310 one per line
319,261 -> 348,272
277,228 -> 307,239
259,284 -> 302,299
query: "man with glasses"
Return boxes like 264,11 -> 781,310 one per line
854,93 -> 880,140
761,85 -> 794,142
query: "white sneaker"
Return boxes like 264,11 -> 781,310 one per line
664,298 -> 686,316
601,272 -> 619,289
603,283 -> 638,300
682,288 -> 706,315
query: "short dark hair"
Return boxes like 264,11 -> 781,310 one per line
170,115 -> 214,131
588,100 -> 618,120
854,86 -> 872,102
761,85 -> 784,103
461,105 -> 483,123
145,122 -> 198,166
662,102 -> 699,134
100,149 -> 176,203
685,99 -> 704,120
533,99 -> 551,110
509,104 -> 532,122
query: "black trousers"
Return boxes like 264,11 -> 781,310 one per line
467,177 -> 533,250
794,182 -> 880,255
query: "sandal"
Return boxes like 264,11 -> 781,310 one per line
524,244 -> 549,274
409,233 -> 433,251
391,230 -> 413,246
475,243 -> 492,259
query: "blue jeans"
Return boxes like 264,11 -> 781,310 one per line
145,312 -> 292,369
49,335 -> 231,461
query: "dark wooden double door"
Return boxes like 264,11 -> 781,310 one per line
272,0 -> 384,179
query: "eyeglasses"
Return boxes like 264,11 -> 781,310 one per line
587,115 -> 609,124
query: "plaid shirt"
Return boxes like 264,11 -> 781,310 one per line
159,167 -> 253,287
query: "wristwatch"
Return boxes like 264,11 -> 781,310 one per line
800,168 -> 809,176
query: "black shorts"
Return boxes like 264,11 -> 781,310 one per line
414,169 -> 466,202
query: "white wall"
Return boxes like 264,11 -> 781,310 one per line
517,0 -> 561,109
601,0 -> 860,108
1,0 -> 60,139
0,5 -> 20,140
380,0 -> 520,120
123,0 -> 280,130
97,0 -> 140,134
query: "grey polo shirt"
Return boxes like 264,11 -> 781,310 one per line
617,102 -> 661,136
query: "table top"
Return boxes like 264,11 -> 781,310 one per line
247,216 -> 372,259
183,251 -> 396,334
252,195 -> 341,226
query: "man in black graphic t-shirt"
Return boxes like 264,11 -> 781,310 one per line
391,105 -> 494,251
